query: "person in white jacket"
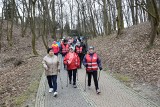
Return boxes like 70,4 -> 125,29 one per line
42,48 -> 60,97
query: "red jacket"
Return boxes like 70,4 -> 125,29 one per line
52,44 -> 59,54
64,52 -> 80,70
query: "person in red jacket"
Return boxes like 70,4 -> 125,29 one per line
64,46 -> 80,88
75,42 -> 83,68
51,41 -> 59,56
83,46 -> 102,94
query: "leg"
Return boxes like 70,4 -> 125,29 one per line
78,54 -> 82,68
87,72 -> 92,86
47,75 -> 53,88
68,70 -> 72,84
92,71 -> 99,90
73,69 -> 77,85
80,55 -> 83,68
52,75 -> 57,92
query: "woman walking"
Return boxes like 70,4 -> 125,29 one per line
64,46 -> 80,88
42,48 -> 60,97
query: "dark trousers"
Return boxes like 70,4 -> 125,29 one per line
54,53 -> 58,56
68,69 -> 77,85
78,54 -> 83,68
87,71 -> 99,90
47,75 -> 57,92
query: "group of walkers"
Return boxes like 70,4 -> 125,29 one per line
42,37 -> 102,97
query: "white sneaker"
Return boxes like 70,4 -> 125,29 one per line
88,86 -> 91,90
96,89 -> 101,94
49,88 -> 53,93
53,92 -> 58,97
73,84 -> 77,88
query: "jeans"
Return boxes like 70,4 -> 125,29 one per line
68,69 -> 77,85
87,71 -> 99,90
47,75 -> 57,92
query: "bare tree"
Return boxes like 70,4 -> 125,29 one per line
137,0 -> 159,46
0,1 -> 5,51
116,0 -> 124,36
30,0 -> 38,55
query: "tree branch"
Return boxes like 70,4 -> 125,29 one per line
136,2 -> 156,18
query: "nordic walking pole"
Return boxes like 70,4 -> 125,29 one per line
84,72 -> 87,91
66,71 -> 69,87
98,70 -> 101,82
59,72 -> 63,89
77,70 -> 78,81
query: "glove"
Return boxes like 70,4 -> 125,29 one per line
99,67 -> 102,71
85,64 -> 88,67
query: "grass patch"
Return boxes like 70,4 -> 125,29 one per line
113,73 -> 131,83
13,80 -> 39,106
103,67 -> 108,71
13,65 -> 43,106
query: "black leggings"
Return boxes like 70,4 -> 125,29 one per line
87,71 -> 99,90
68,69 -> 77,85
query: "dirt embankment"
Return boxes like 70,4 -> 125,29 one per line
0,21 -> 47,107
88,22 -> 160,104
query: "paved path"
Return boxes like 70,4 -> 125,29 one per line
35,56 -> 159,107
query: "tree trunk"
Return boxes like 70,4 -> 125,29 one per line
149,0 -> 159,46
76,0 -> 81,35
42,11 -> 48,49
135,0 -> 138,24
60,0 -> 63,38
129,0 -> 136,25
51,0 -> 56,39
31,0 -> 38,55
9,0 -> 16,46
82,3 -> 87,35
116,0 -> 124,36
0,4 -> 4,51
102,0 -> 108,36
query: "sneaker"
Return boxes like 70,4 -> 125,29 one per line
96,89 -> 101,94
73,84 -> 77,88
49,88 -> 53,93
88,86 -> 91,90
53,92 -> 58,97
